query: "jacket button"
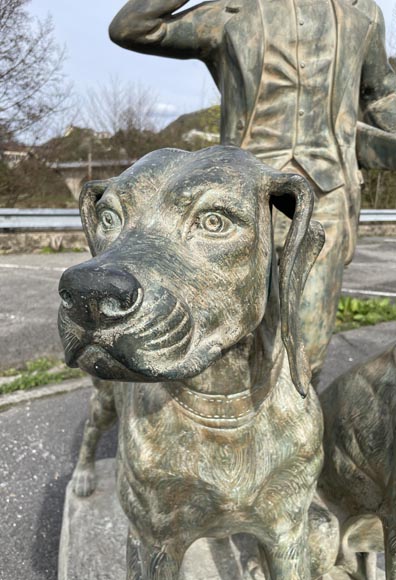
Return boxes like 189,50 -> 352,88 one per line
237,119 -> 245,130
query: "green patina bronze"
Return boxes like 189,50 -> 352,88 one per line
57,3 -> 396,577
59,147 -> 328,579
58,148 -> 395,579
320,343 -> 396,578
108,0 -> 396,377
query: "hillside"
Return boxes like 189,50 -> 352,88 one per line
158,105 -> 220,149
1,105 -> 395,209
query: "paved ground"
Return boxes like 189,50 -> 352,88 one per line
0,385 -> 117,580
0,236 -> 395,370
0,253 -> 86,370
342,236 -> 396,298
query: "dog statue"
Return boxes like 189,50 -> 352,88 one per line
58,146 -> 326,579
320,343 -> 396,579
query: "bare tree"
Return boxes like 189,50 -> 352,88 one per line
388,3 -> 396,61
0,0 -> 69,141
84,77 -> 158,135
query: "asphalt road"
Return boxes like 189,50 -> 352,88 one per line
0,236 -> 395,370
342,236 -> 396,299
0,387 -> 117,580
0,252 -> 87,370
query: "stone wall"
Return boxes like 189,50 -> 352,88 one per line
0,231 -> 88,254
0,224 -> 395,254
358,223 -> 396,238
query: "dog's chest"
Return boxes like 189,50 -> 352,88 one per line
116,382 -> 316,507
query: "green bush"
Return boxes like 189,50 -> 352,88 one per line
336,296 -> 396,332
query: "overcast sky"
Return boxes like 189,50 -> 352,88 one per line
28,0 -> 396,127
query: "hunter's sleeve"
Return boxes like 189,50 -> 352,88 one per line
360,4 -> 396,132
109,1 -> 223,60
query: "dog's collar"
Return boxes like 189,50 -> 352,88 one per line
168,349 -> 285,429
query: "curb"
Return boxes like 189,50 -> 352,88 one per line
0,376 -> 92,412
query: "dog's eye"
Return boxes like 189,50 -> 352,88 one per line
200,212 -> 232,234
98,209 -> 121,232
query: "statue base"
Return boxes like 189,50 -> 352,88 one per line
58,459 -> 261,580
58,459 -> 385,580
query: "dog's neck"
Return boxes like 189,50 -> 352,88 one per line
168,339 -> 285,428
166,269 -> 286,428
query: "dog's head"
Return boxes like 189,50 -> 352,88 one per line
58,146 -> 324,395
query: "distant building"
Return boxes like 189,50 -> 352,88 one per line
183,129 -> 219,144
63,126 -> 112,140
0,143 -> 30,168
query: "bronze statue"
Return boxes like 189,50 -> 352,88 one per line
320,342 -> 396,579
108,0 -> 396,380
58,146 -> 327,579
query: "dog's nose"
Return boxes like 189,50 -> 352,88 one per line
59,261 -> 143,327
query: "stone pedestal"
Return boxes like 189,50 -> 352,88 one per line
58,459 -> 262,580
58,459 -> 385,580
58,459 -> 127,580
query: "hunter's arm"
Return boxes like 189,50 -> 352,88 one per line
360,4 -> 396,132
109,0 -> 223,59
357,4 -> 396,169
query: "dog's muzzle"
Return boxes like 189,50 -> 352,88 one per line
57,261 -> 204,379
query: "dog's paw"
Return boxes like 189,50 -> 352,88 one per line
72,465 -> 96,497
244,557 -> 266,580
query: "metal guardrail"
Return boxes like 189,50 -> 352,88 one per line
49,159 -> 135,170
0,209 -> 82,230
359,209 -> 396,222
0,208 -> 395,230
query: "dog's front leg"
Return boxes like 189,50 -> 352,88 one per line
258,516 -> 310,580
381,512 -> 396,579
126,527 -> 185,580
72,379 -> 117,497
379,443 -> 396,580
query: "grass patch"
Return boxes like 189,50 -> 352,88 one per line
1,367 -> 20,377
0,357 -> 84,395
40,246 -> 58,254
40,246 -> 86,254
336,296 -> 396,333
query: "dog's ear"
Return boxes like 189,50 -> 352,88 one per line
79,179 -> 114,256
269,172 -> 325,397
